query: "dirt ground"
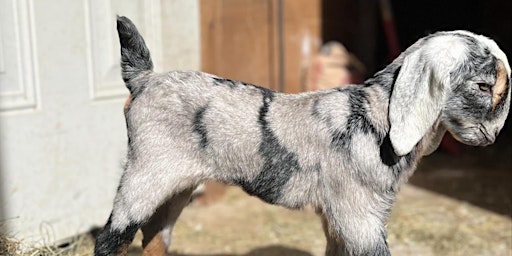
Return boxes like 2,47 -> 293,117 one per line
122,184 -> 510,256
134,187 -> 509,256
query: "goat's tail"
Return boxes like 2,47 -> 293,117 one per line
116,15 -> 153,92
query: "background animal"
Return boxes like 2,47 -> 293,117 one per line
94,16 -> 510,256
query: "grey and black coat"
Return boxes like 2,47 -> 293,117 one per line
94,16 -> 510,256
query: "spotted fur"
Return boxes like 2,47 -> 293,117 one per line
94,16 -> 511,256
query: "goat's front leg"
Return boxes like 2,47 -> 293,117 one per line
320,212 -> 346,255
320,204 -> 391,256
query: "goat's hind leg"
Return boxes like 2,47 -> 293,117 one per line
94,175 -> 148,255
141,188 -> 194,256
94,211 -> 140,256
94,164 -> 191,256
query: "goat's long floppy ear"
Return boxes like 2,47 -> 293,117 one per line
389,46 -> 450,156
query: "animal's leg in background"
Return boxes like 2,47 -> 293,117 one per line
194,181 -> 228,205
141,188 -> 194,256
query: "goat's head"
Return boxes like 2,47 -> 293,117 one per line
387,31 -> 511,156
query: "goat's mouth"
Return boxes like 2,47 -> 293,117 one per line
448,125 -> 495,146
478,125 -> 495,145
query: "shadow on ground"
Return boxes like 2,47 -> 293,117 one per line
126,245 -> 312,256
410,132 -> 512,217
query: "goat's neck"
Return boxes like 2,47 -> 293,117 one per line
419,122 -> 447,156
363,79 -> 446,186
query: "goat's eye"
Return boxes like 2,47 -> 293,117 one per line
477,83 -> 492,94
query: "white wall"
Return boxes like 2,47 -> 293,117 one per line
0,0 -> 200,245
161,0 -> 201,71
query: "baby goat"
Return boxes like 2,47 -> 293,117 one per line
95,16 -> 511,256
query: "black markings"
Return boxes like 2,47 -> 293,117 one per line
94,214 -> 140,256
212,77 -> 237,88
364,61 -> 401,97
236,88 -> 302,204
193,105 -> 209,148
314,85 -> 415,179
258,88 -> 274,126
331,87 -> 379,151
379,133 -> 416,177
116,16 -> 153,86
211,76 -> 273,92
379,133 -> 400,167
311,97 -> 322,119
451,35 -> 496,86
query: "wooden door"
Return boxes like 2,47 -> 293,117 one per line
200,0 -> 321,93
